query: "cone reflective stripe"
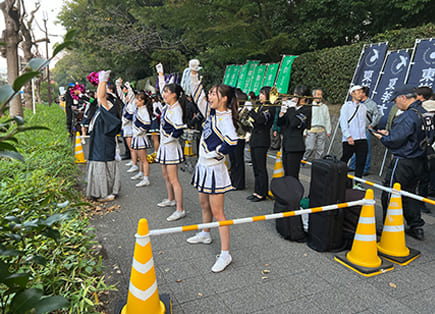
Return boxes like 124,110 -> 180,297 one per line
334,189 -> 394,277
272,151 -> 284,178
268,151 -> 284,198
377,183 -> 420,265
184,140 -> 193,157
121,219 -> 169,314
74,132 -> 86,164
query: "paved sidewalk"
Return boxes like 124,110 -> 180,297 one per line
88,149 -> 435,313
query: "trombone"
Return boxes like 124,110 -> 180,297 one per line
238,86 -> 321,107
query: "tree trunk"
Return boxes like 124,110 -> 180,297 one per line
0,0 -> 23,117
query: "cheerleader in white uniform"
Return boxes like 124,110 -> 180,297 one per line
187,69 -> 239,273
150,96 -> 163,153
119,81 -> 138,173
130,91 -> 153,187
155,63 -> 187,222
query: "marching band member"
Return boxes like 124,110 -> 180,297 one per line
187,68 -> 239,272
156,63 -> 188,221
130,91 -> 153,187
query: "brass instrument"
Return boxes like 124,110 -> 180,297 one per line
238,86 -> 321,107
236,106 -> 253,138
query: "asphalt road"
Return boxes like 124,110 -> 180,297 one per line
83,143 -> 435,314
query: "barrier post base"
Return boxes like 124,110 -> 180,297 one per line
334,253 -> 394,277
378,247 -> 420,266
117,294 -> 172,314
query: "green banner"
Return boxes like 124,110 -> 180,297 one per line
262,63 -> 280,87
227,65 -> 241,87
275,55 -> 298,93
236,60 -> 259,92
241,61 -> 259,92
248,64 -> 268,95
223,65 -> 233,85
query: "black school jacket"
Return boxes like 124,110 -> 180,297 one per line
278,105 -> 312,152
249,106 -> 276,148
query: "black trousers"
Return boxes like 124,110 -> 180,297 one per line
381,156 -> 425,228
282,151 -> 304,180
341,140 -> 368,178
229,139 -> 245,190
251,146 -> 269,197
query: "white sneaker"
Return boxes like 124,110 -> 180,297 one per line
131,172 -> 143,180
127,165 -> 139,173
211,254 -> 232,273
166,210 -> 186,221
157,199 -> 176,207
187,232 -> 212,244
136,178 -> 150,187
125,160 -> 133,167
97,194 -> 115,202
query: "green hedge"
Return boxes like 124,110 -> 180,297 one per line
0,104 -> 113,313
288,23 -> 435,104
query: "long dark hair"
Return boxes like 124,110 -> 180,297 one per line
293,85 -> 310,106
136,91 -> 153,117
259,86 -> 271,101
164,83 -> 188,124
107,84 -> 123,119
212,84 -> 239,129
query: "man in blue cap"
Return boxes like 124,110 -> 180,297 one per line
373,84 -> 429,240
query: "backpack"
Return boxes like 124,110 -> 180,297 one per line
411,108 -> 435,170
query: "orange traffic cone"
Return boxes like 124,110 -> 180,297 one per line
74,132 -> 86,164
377,183 -> 420,265
269,151 -> 284,198
335,189 -> 394,277
183,140 -> 193,157
120,219 -> 171,314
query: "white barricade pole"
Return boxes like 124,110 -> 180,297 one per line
146,199 -> 371,237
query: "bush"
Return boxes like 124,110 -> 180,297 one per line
0,104 -> 113,313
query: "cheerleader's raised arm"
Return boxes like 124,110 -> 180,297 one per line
190,71 -> 208,118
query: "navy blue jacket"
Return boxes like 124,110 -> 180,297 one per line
380,100 -> 426,159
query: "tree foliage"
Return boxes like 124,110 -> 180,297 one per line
55,0 -> 435,88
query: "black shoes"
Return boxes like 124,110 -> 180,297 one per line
247,194 -> 265,202
405,227 -> 424,240
421,205 -> 431,214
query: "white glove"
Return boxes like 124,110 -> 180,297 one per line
98,70 -> 111,82
115,78 -> 122,86
280,105 -> 288,114
156,63 -> 164,74
205,150 -> 222,159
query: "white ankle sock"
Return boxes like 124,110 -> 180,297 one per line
220,250 -> 230,258
200,231 -> 210,237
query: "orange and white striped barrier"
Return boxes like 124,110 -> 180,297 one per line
334,189 -> 394,277
377,183 -> 420,265
300,159 -> 435,206
74,132 -> 86,164
121,218 -> 170,314
147,199 -> 370,237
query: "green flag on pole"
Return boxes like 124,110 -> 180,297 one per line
275,55 -> 298,93
263,63 -> 280,87
227,65 -> 241,87
241,61 -> 259,92
223,65 -> 233,85
237,60 -> 259,92
249,64 -> 268,95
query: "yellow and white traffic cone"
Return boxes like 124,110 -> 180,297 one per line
334,189 -> 394,277
183,140 -> 193,157
121,219 -> 171,314
268,151 -> 284,198
74,132 -> 87,164
377,183 -> 420,265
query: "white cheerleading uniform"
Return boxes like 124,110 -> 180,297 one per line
121,100 -> 136,137
131,106 -> 152,150
190,77 -> 238,194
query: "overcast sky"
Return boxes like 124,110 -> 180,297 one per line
1,0 -> 66,73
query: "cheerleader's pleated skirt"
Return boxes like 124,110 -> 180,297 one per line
122,125 -> 133,137
156,141 -> 184,165
131,135 -> 152,150
191,161 -> 234,194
